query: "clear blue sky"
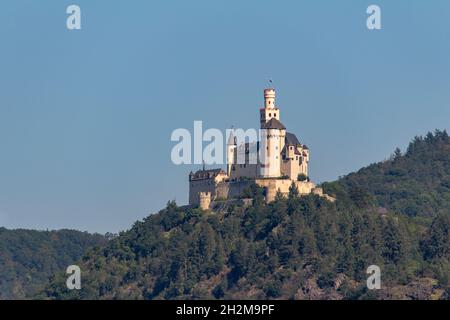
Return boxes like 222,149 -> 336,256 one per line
1,0 -> 450,233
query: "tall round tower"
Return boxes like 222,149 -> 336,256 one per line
260,88 -> 281,127
226,130 -> 236,177
259,89 -> 285,178
264,88 -> 276,108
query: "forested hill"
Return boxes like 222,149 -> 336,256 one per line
0,228 -> 107,299
323,129 -> 450,218
42,131 -> 450,300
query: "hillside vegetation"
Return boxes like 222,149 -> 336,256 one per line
324,129 -> 450,218
0,228 -> 107,299
42,130 -> 450,300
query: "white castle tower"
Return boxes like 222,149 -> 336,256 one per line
259,89 -> 286,178
226,129 -> 236,177
259,88 -> 280,126
188,86 -> 335,206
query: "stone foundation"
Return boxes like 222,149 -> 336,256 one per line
192,178 -> 335,209
255,179 -> 317,202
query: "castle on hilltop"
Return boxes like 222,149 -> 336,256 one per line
189,88 -> 334,209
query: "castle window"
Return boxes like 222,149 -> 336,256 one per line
274,113 -> 277,117
269,113 -> 272,117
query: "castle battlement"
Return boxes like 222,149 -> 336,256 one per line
188,88 -> 334,207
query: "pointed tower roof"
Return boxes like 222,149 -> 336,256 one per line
227,129 -> 236,145
285,132 -> 301,146
261,118 -> 286,130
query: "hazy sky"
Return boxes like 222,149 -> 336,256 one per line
1,0 -> 450,233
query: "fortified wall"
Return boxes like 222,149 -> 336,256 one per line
188,88 -> 336,208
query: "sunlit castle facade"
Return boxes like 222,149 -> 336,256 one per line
189,88 -> 334,209
227,88 -> 310,181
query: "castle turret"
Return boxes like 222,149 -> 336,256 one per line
187,86 -> 326,205
259,89 -> 285,178
264,88 -> 276,108
198,192 -> 212,210
226,129 -> 236,177
260,88 -> 281,127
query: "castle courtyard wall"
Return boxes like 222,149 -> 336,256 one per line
255,179 -> 316,202
216,180 -> 255,200
189,179 -> 217,205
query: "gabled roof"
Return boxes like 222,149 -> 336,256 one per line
261,118 -> 286,130
282,132 -> 309,157
285,132 -> 301,146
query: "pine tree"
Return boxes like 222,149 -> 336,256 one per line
288,182 -> 299,199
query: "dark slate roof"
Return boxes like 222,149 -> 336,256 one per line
190,168 -> 226,180
285,132 -> 301,146
261,118 -> 286,130
193,168 -> 224,175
